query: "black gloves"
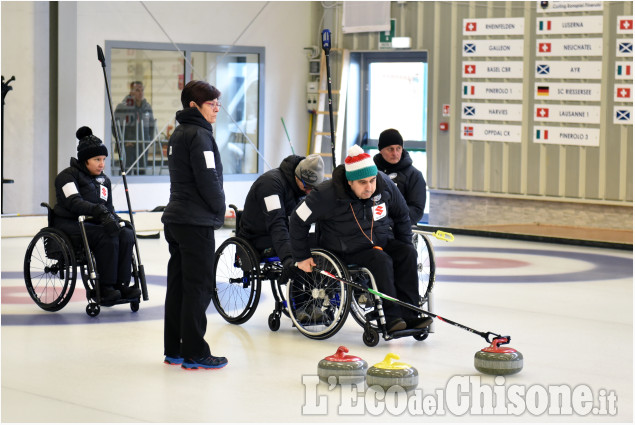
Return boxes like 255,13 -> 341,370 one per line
280,257 -> 298,281
92,204 -> 120,236
92,204 -> 110,219
102,214 -> 121,236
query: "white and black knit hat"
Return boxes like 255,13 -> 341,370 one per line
76,126 -> 108,162
295,154 -> 325,186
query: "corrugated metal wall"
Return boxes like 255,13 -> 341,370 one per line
335,1 -> 632,207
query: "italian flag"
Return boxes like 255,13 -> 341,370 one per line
463,85 -> 475,95
536,129 -> 549,140
617,65 -> 632,76
539,20 -> 551,31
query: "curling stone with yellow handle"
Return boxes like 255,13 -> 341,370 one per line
366,353 -> 418,391
317,346 -> 368,384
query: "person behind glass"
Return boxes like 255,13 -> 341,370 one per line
289,145 -> 432,333
373,129 -> 427,225
53,127 -> 141,302
237,154 -> 325,280
161,80 -> 228,370
114,81 -> 155,174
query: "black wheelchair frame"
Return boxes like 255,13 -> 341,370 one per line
211,205 -> 438,346
23,202 -> 146,317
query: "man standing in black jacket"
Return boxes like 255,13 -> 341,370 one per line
290,145 -> 432,333
161,81 -> 227,371
237,154 -> 324,277
373,128 -> 427,225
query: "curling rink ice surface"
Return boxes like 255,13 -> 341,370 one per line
1,229 -> 632,423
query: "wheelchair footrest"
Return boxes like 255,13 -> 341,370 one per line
98,297 -> 140,307
387,328 -> 429,338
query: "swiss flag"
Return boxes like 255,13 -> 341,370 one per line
465,22 -> 477,32
536,107 -> 549,118
620,19 -> 633,31
464,64 -> 476,74
617,87 -> 631,98
539,42 -> 552,53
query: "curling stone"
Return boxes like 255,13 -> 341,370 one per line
317,346 -> 368,384
474,337 -> 523,375
366,353 -> 418,391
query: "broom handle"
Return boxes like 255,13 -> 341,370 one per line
314,267 -> 509,345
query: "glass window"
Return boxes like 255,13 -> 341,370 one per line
105,41 -> 264,178
368,61 -> 427,141
191,52 -> 260,174
110,47 -> 182,176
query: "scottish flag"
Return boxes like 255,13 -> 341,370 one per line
464,43 -> 476,54
616,110 -> 631,121
537,64 -> 550,75
463,106 -> 475,116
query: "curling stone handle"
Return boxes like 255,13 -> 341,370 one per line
492,336 -> 512,347
484,332 -> 510,345
335,346 -> 349,358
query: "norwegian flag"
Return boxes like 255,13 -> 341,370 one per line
463,126 -> 474,137
536,107 -> 549,118
619,18 -> 633,31
538,42 -> 552,53
464,64 -> 476,74
465,21 -> 477,32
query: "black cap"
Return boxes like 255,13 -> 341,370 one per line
378,128 -> 403,151
76,126 -> 108,162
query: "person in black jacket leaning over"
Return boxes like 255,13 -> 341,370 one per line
237,153 -> 324,277
290,145 -> 432,333
373,128 -> 427,225
161,80 -> 227,370
54,126 -> 140,302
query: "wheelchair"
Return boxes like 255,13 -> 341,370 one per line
212,205 -> 439,345
212,205 -> 351,339
23,202 -> 145,317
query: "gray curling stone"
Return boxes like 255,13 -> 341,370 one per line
366,353 -> 418,392
474,337 -> 523,375
317,346 -> 368,384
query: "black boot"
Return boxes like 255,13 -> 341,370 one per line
100,285 -> 121,302
118,283 -> 141,299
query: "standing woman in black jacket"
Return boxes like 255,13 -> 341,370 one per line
161,81 -> 227,370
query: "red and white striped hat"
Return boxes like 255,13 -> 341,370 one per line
344,145 -> 378,181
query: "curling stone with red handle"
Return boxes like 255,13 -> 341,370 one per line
366,353 -> 418,391
317,346 -> 368,384
474,337 -> 523,375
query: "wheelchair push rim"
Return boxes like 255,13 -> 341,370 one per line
23,229 -> 77,312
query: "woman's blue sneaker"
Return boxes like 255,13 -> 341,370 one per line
164,355 -> 183,365
181,355 -> 228,370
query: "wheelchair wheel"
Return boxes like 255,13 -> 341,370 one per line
349,267 -> 378,329
212,237 -> 262,324
413,232 -> 436,306
287,249 -> 351,340
23,228 -> 77,312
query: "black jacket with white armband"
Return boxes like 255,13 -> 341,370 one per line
289,165 -> 413,262
161,107 -> 225,229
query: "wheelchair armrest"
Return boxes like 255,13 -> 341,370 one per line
41,202 -> 55,228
